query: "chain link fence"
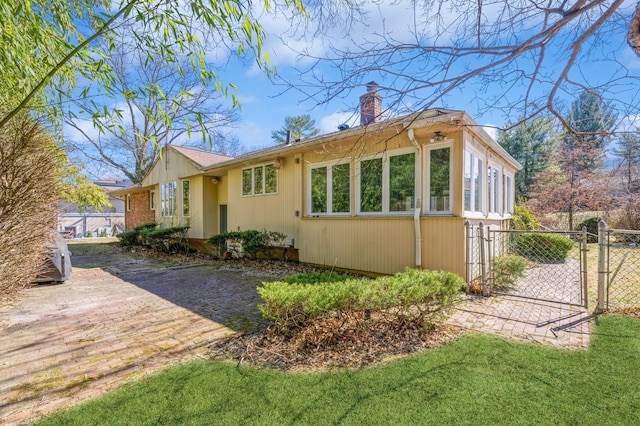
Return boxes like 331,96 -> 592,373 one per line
603,228 -> 640,311
465,222 -> 588,307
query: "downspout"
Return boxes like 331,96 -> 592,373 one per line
408,128 -> 422,269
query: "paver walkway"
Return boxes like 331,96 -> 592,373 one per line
0,255 -> 592,425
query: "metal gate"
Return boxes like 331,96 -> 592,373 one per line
601,227 -> 640,311
466,223 -> 589,308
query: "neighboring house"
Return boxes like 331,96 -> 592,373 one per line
114,83 -> 522,277
57,178 -> 131,238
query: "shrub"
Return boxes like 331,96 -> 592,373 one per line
207,229 -> 286,259
116,223 -> 190,254
491,255 -> 527,291
258,268 -> 464,334
86,230 -> 93,238
575,216 -> 600,243
511,204 -> 540,230
117,230 -> 139,247
0,116 -> 60,294
99,229 -> 108,238
514,233 -> 574,262
283,271 -> 352,285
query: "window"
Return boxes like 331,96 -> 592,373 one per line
149,191 -> 155,210
427,145 -> 452,213
357,149 -> 416,214
182,180 -> 190,217
464,149 -> 484,214
504,173 -> 514,215
488,165 -> 502,215
126,194 -> 131,212
242,164 -> 278,196
309,162 -> 351,215
160,181 -> 177,217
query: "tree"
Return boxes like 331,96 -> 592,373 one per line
285,0 -> 637,137
0,0 -> 305,131
64,24 -> 239,184
612,132 -> 640,190
498,117 -> 559,200
527,90 -> 617,229
560,90 -> 617,174
271,115 -> 320,144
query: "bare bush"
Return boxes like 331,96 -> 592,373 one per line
0,116 -> 61,300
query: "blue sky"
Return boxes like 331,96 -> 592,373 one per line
64,0 -> 640,176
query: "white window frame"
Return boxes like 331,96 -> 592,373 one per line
488,163 -> 502,217
181,180 -> 190,217
503,172 -> 515,215
356,147 -> 418,215
241,163 -> 278,196
464,148 -> 485,217
160,181 -> 177,218
307,160 -> 351,216
424,142 -> 453,214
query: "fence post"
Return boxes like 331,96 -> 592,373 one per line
581,226 -> 588,310
479,222 -> 488,297
596,220 -> 607,314
465,220 -> 472,293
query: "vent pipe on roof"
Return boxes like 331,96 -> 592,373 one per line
286,130 -> 292,145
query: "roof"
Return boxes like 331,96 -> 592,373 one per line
169,145 -> 233,168
202,108 -> 522,172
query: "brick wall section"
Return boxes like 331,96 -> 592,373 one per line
125,191 -> 155,231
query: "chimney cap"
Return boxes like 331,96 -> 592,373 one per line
366,81 -> 379,91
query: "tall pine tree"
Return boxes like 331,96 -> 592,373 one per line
498,117 -> 559,200
271,115 -> 320,144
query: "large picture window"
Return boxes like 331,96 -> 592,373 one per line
427,146 -> 451,213
464,149 -> 484,214
160,181 -> 177,217
357,149 -> 416,214
242,164 -> 278,196
309,162 -> 351,215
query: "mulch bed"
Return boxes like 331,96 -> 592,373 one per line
208,317 -> 465,371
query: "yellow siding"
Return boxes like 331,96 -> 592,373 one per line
299,217 -> 416,275
226,154 -> 300,238
142,149 -> 201,187
420,217 -> 466,277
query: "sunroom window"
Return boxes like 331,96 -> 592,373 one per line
488,164 -> 501,215
309,162 -> 351,214
358,149 -> 416,214
427,145 -> 451,213
464,149 -> 484,214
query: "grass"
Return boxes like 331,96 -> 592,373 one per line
66,239 -> 119,255
37,315 -> 640,425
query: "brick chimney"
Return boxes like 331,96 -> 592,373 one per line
360,81 -> 382,126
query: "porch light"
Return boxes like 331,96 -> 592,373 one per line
430,131 -> 446,143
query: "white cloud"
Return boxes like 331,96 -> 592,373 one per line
318,111 -> 359,135
63,118 -> 100,143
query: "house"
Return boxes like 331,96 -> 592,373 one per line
57,178 -> 131,238
115,83 -> 521,277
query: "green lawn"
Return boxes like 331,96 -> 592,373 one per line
37,315 -> 640,425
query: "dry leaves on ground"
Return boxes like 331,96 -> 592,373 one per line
208,316 -> 465,371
